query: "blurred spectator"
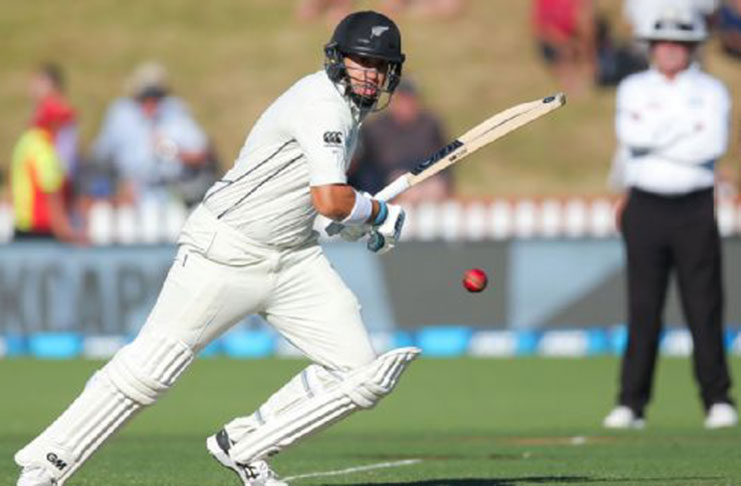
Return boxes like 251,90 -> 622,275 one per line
382,0 -> 467,18
91,61 -> 217,207
718,0 -> 741,57
349,79 -> 451,204
29,63 -> 80,182
594,16 -> 648,86
296,0 -> 354,23
10,68 -> 85,243
532,0 -> 597,95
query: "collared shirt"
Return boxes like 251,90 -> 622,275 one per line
92,96 -> 208,202
201,70 -> 362,248
613,64 -> 730,195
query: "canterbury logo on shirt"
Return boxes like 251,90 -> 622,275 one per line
323,131 -> 343,145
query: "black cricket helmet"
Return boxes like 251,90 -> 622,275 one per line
324,10 -> 405,109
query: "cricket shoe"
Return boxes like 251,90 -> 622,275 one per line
16,466 -> 57,486
602,405 -> 645,429
705,403 -> 738,429
206,429 -> 287,486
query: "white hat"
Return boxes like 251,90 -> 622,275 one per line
641,6 -> 707,43
126,61 -> 169,98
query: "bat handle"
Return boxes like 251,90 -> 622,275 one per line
373,175 -> 411,202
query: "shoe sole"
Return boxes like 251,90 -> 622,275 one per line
206,435 -> 249,485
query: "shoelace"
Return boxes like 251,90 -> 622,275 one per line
241,463 -> 260,480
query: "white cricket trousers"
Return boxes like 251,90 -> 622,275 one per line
15,205 -> 378,483
149,204 -> 377,369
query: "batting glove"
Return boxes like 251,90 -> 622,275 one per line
339,223 -> 370,242
367,202 -> 405,254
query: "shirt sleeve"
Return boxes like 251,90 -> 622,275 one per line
656,80 -> 731,165
161,99 -> 208,153
292,100 -> 350,186
615,78 -> 692,151
34,137 -> 65,193
92,100 -> 125,166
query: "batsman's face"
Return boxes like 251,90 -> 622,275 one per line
651,41 -> 693,77
343,55 -> 388,98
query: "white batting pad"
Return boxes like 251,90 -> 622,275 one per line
228,347 -> 420,463
15,332 -> 194,484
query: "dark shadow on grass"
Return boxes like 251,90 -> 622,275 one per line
333,478 -> 589,486
339,476 -> 722,486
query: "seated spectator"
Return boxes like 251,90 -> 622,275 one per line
91,61 -> 216,207
718,0 -> 741,57
532,0 -> 597,95
382,0 -> 467,18
349,79 -> 452,204
10,81 -> 85,243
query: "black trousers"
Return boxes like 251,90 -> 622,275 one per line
618,188 -> 732,415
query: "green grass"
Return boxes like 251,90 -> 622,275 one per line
1,0 -> 739,197
2,357 -> 741,485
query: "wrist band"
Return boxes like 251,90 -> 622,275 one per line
372,201 -> 388,226
341,190 -> 373,225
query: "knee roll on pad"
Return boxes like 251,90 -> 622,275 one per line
228,347 -> 420,463
341,347 -> 421,408
104,332 -> 194,405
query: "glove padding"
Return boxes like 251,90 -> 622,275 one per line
367,203 -> 405,254
340,223 -> 370,242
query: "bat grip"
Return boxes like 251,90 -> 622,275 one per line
373,175 -> 411,202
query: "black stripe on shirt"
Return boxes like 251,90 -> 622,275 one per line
217,155 -> 303,219
203,139 -> 295,203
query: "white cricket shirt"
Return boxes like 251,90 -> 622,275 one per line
202,71 -> 362,248
613,64 -> 730,195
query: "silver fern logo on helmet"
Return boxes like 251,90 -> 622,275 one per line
371,26 -> 390,38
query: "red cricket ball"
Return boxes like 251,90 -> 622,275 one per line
462,268 -> 488,293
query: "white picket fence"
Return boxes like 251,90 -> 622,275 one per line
1,196 -> 740,244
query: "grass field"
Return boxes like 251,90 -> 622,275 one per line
3,357 -> 741,485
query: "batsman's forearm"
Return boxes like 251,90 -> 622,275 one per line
311,184 -> 382,222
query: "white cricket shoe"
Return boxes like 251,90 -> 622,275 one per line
602,405 -> 645,429
705,403 -> 738,429
16,466 -> 56,486
207,429 -> 287,486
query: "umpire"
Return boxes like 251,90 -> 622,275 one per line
604,7 -> 737,429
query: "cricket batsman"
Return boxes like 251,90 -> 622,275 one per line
15,11 -> 419,486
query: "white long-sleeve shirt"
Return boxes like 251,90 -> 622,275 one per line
613,64 -> 731,195
200,71 -> 362,248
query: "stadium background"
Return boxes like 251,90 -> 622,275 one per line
1,0 -> 739,196
1,0 -> 740,359
3,2 -> 741,485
